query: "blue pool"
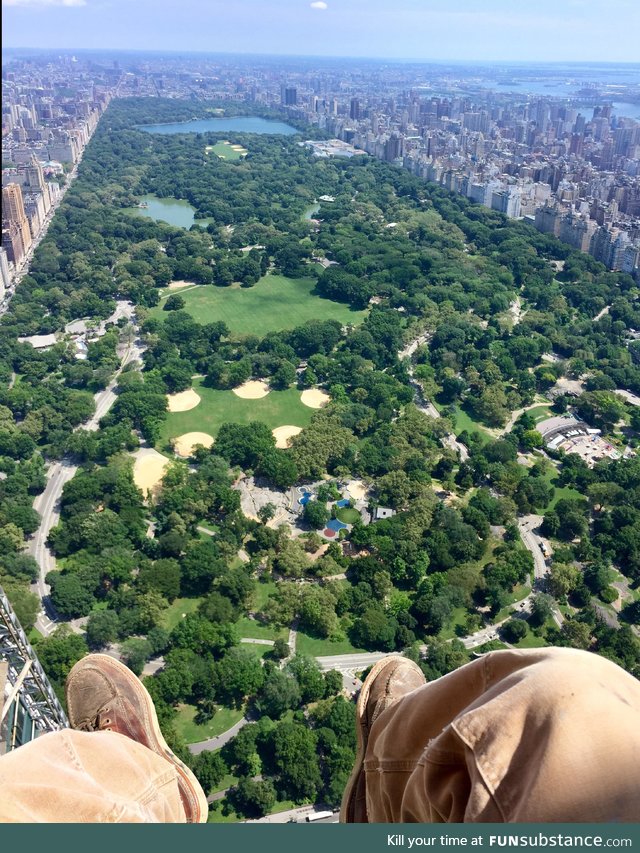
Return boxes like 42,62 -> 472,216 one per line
326,518 -> 348,532
336,499 -> 351,507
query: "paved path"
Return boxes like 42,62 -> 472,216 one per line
399,332 -> 469,461
28,329 -> 145,636
188,717 -> 249,755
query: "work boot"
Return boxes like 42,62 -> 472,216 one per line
340,655 -> 426,823
66,653 -> 208,823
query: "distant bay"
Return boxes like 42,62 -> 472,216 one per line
138,116 -> 299,135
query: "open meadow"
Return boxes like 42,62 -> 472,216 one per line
154,273 -> 367,336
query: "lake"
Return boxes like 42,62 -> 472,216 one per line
139,116 -> 299,135
128,195 -> 213,229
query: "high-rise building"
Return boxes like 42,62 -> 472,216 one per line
281,86 -> 297,106
2,183 -> 32,262
0,246 -> 10,299
350,98 -> 360,121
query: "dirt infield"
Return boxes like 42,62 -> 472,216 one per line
272,425 -> 302,448
166,280 -> 194,290
232,380 -> 270,399
300,389 -> 331,409
173,432 -> 215,457
166,388 -> 201,412
347,479 -> 368,500
132,449 -> 170,496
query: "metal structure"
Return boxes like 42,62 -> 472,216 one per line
0,585 -> 67,754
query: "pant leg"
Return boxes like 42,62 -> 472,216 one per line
0,729 -> 186,823
364,648 -> 640,823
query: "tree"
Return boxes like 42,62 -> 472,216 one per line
86,609 -> 120,649
529,593 -> 554,628
258,503 -> 276,525
163,294 -> 185,311
254,668 -> 301,718
271,638 -> 290,660
214,648 -> 265,708
286,655 -> 325,704
138,559 -> 181,602
120,638 -> 152,676
229,777 -> 276,819
548,562 -> 580,600
303,500 -> 330,530
501,618 -> 528,642
267,721 -> 322,801
192,750 -> 227,795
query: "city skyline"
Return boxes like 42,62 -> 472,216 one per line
3,0 -> 640,63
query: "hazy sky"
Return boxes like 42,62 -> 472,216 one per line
3,0 -> 640,63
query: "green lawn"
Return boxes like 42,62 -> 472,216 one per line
208,798 -> 299,824
495,583 -> 532,622
205,141 -> 247,160
296,631 -> 367,657
514,631 -> 549,649
160,597 -> 203,631
335,506 -> 361,524
159,377 -> 313,447
438,606 -> 471,641
235,615 -> 287,641
539,465 -> 584,511
153,273 -> 367,336
252,579 -> 278,611
446,405 -> 491,440
526,405 -> 553,424
174,703 -> 244,744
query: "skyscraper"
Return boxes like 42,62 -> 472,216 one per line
2,183 -> 32,262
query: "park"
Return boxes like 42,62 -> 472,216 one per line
154,273 -> 367,336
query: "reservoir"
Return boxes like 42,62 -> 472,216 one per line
139,116 -> 299,135
128,195 -> 213,229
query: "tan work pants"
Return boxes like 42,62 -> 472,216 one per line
1,648 -> 638,822
0,729 -> 185,823
364,648 -> 640,822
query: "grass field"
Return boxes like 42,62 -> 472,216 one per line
205,141 -> 247,160
159,377 -> 313,447
235,615 -> 287,641
174,703 -> 244,744
526,404 -> 553,423
153,273 -> 367,336
539,465 -> 584,511
295,631 -> 367,657
336,506 -> 361,524
160,597 -> 203,631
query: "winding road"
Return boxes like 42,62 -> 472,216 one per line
28,324 -> 145,636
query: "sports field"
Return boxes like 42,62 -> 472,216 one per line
158,377 -> 313,447
205,140 -> 247,160
154,273 -> 367,336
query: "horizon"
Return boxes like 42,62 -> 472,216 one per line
3,0 -> 640,64
3,47 -> 640,68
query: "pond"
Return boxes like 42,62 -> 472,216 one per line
127,195 -> 213,229
138,116 -> 299,135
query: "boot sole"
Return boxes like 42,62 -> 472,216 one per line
339,655 -> 413,823
68,653 -> 208,823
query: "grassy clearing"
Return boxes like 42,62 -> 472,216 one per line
159,377 -> 313,447
151,273 -> 367,336
160,597 -> 203,631
208,798 -> 299,824
235,615 -> 287,641
252,579 -> 278,611
335,506 -> 361,524
296,631 -> 367,657
539,465 -> 584,511
174,703 -> 244,744
438,606 -> 471,641
526,405 -> 553,423
495,583 -> 532,622
445,405 -> 491,441
205,141 -> 247,160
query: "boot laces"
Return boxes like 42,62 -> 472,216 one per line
77,705 -> 113,732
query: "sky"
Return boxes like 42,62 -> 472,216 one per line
3,0 -> 640,63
